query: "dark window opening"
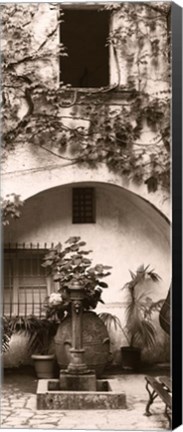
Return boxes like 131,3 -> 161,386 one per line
60,10 -> 110,88
72,188 -> 96,223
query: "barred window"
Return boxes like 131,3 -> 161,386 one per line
3,248 -> 51,317
72,188 -> 96,224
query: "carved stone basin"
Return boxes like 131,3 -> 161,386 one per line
36,378 -> 126,410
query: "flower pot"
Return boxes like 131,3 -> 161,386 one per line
121,346 -> 141,371
31,354 -> 55,379
54,311 -> 110,377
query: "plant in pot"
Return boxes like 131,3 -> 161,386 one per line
42,236 -> 113,376
6,315 -> 58,378
121,264 -> 162,371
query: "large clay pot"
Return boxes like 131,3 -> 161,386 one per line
54,311 -> 110,377
31,354 -> 55,378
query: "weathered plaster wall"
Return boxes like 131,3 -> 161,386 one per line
2,144 -> 170,218
28,3 -> 169,92
2,3 -> 170,216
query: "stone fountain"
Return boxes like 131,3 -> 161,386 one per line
36,281 -> 126,410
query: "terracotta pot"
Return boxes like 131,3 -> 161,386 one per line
31,354 -> 55,379
54,311 -> 110,377
121,346 -> 141,371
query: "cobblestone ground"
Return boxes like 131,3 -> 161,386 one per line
1,373 -> 170,430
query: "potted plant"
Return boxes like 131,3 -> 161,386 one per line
6,315 -> 58,378
29,318 -> 58,379
42,236 -> 113,376
120,264 -> 162,371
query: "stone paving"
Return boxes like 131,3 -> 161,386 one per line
1,373 -> 170,430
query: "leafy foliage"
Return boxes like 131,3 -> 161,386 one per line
98,312 -> 122,332
2,315 -> 58,355
1,194 -> 23,225
121,264 -> 163,349
1,3 -> 171,193
42,237 -> 112,320
1,316 -> 12,353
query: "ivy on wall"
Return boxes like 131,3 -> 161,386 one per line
1,1 -> 171,218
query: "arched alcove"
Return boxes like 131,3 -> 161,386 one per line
4,181 -> 171,301
4,181 -> 171,365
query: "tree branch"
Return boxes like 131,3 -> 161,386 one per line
39,144 -> 81,162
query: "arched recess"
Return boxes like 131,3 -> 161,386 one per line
4,181 -> 171,364
4,181 -> 171,301
3,163 -> 170,218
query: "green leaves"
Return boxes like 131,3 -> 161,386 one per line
42,237 -> 112,318
65,236 -> 81,244
2,3 -> 170,192
122,264 -> 161,349
1,194 -> 24,225
1,316 -> 12,353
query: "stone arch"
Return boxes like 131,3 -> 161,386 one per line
3,164 -> 170,218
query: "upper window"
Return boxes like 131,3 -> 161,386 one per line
60,9 -> 110,88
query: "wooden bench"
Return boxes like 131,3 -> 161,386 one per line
145,376 -> 172,427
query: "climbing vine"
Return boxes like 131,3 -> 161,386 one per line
1,1 -> 171,208
1,194 -> 24,225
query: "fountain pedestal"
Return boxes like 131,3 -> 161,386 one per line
36,281 -> 126,410
59,281 -> 97,392
59,370 -> 97,391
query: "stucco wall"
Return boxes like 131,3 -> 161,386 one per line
2,145 -> 170,219
3,4 -> 171,368
2,3 -> 170,217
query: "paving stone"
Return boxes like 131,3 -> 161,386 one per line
1,408 -> 12,415
1,417 -> 9,423
32,415 -> 64,420
10,403 -> 27,409
29,423 -> 58,428
1,372 -> 170,430
11,413 -> 33,420
2,424 -> 27,429
29,417 -> 56,422
25,398 -> 36,409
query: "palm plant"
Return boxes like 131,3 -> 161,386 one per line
122,264 -> 162,350
6,315 -> 58,355
1,316 -> 12,353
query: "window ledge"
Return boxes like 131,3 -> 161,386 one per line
58,86 -> 138,104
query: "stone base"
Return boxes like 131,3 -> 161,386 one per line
59,370 -> 97,391
36,379 -> 126,410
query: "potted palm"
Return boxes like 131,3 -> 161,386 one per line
6,315 -> 58,378
42,236 -> 113,376
121,264 -> 162,370
29,318 -> 58,379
